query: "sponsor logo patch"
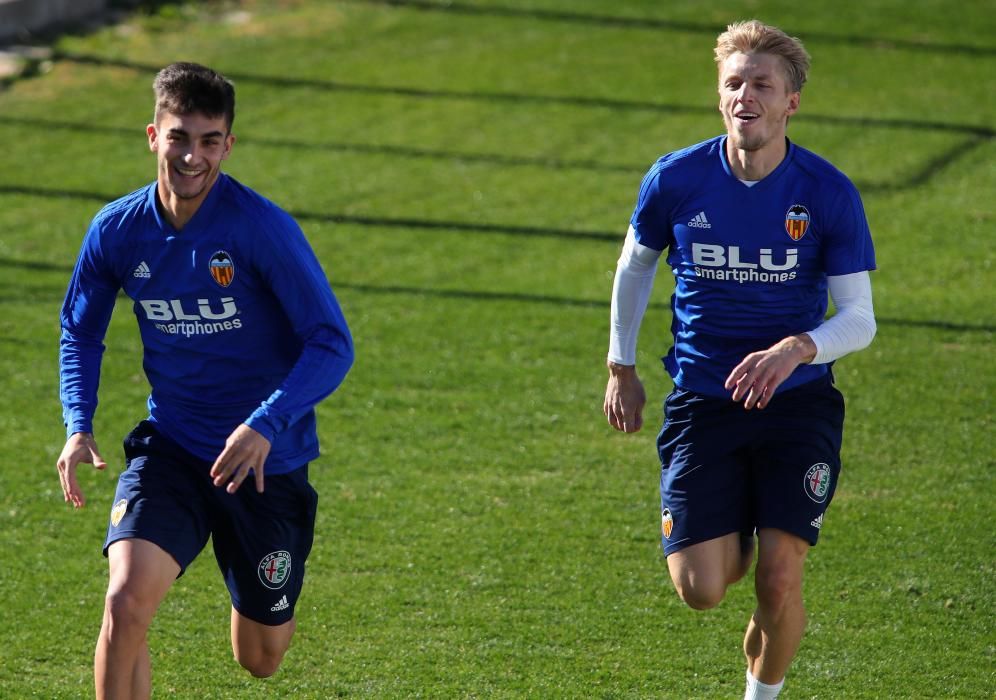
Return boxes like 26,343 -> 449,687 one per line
258,550 -> 292,590
804,463 -> 832,503
110,498 -> 128,527
785,204 -> 811,241
209,250 -> 235,287
687,211 -> 711,229
661,508 -> 674,539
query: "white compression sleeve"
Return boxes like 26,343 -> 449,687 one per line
808,271 -> 877,364
608,226 -> 662,365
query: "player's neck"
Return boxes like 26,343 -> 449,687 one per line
155,178 -> 216,230
725,137 -> 787,182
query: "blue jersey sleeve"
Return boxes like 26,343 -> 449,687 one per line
822,183 -> 876,275
59,219 -> 121,436
243,211 -> 354,442
629,163 -> 672,252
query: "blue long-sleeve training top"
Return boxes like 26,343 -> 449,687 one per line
60,173 -> 354,473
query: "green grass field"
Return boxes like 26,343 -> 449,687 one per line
0,0 -> 993,697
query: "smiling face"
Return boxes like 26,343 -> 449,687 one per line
147,111 -> 234,225
718,51 -> 799,154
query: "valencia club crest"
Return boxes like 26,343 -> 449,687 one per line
209,250 -> 235,287
785,204 -> 811,241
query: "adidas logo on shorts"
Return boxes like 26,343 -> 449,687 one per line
811,513 -> 824,529
270,595 -> 289,612
133,261 -> 151,278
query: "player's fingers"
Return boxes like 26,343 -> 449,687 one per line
604,398 -> 622,430
724,358 -> 753,391
90,448 -> 107,471
65,469 -> 84,508
608,410 -> 622,431
210,449 -> 235,483
226,462 -> 254,494
56,460 -> 71,502
254,466 -> 265,494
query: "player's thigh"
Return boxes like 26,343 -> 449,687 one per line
104,421 -> 213,575
230,607 -> 296,659
211,465 -> 318,626
105,539 -> 181,618
666,532 -> 745,608
752,378 -> 845,546
657,387 -> 753,555
753,528 -> 810,606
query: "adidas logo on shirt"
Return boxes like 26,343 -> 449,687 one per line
270,595 -> 289,612
133,261 -> 151,278
687,212 -> 711,229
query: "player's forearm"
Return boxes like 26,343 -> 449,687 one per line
59,330 -> 107,437
808,272 -> 876,364
245,323 -> 354,440
608,227 -> 661,365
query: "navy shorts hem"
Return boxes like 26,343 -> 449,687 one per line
102,532 -> 188,575
663,525 -> 754,557
232,599 -> 296,627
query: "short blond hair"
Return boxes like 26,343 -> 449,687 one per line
714,20 -> 811,93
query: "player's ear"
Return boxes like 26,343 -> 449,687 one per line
222,132 -> 235,160
147,123 -> 158,152
786,91 -> 800,117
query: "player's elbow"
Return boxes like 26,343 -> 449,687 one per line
858,312 -> 877,350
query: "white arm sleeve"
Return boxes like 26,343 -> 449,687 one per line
608,226 -> 663,365
808,271 -> 877,364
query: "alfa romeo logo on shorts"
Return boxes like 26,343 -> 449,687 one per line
258,550 -> 292,590
804,463 -> 832,503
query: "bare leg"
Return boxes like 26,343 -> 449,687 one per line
744,528 -> 809,684
230,608 -> 297,678
95,539 -> 179,700
667,532 -> 755,609
131,639 -> 151,699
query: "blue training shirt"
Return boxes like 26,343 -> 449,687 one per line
60,173 -> 354,473
631,135 -> 875,398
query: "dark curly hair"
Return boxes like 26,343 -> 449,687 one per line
153,62 -> 235,130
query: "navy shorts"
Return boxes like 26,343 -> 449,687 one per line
657,375 -> 844,555
104,421 -> 319,625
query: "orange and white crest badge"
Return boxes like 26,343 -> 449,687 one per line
785,204 -> 811,241
209,250 -> 235,287
661,508 -> 674,539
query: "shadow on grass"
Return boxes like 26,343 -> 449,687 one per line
49,51 -> 996,140
0,183 -> 619,241
0,111 -> 992,196
338,0 -> 996,58
0,116 -> 634,175
2,256 -> 992,334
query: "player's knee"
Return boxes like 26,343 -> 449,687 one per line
104,588 -> 155,634
754,560 -> 801,614
236,652 -> 281,678
672,576 -> 727,610
235,646 -> 287,678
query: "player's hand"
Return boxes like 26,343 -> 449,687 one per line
725,334 -> 817,410
56,432 -> 107,509
210,424 -> 271,494
604,362 -> 647,433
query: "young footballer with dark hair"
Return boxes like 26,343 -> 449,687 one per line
603,20 -> 876,700
57,62 -> 354,699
